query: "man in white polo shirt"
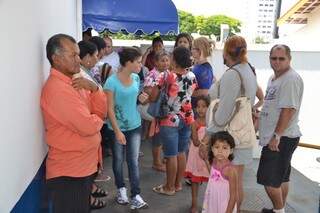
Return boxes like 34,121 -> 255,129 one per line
101,35 -> 120,74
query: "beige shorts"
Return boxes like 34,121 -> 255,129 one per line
232,147 -> 253,166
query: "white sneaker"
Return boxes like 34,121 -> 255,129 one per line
116,187 -> 129,205
130,194 -> 148,209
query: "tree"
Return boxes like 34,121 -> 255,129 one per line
196,15 -> 241,38
255,36 -> 269,44
178,10 -> 197,33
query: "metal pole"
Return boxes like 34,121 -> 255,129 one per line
273,0 -> 282,39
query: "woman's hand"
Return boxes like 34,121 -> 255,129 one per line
138,92 -> 149,104
72,77 -> 98,92
115,130 -> 126,145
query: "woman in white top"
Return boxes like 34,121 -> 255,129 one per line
205,35 -> 258,211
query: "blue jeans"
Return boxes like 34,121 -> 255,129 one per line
160,119 -> 191,157
110,127 -> 141,197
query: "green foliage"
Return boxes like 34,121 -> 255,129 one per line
204,15 -> 241,37
255,36 -> 269,44
178,10 -> 197,33
179,11 -> 242,39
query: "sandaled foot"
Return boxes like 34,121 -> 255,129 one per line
94,171 -> 111,182
152,164 -> 166,172
152,185 -> 175,196
91,185 -> 108,197
175,184 -> 182,192
90,197 -> 106,209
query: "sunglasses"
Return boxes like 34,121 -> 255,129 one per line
270,57 -> 286,61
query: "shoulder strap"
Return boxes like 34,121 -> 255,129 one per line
217,67 -> 246,98
212,68 -> 245,127
162,71 -> 169,92
230,67 -> 246,97
101,63 -> 112,85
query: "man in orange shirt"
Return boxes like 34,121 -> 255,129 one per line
41,34 -> 107,213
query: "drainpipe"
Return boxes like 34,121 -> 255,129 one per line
273,0 -> 282,38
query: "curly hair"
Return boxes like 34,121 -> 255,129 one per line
208,131 -> 236,165
174,33 -> 193,50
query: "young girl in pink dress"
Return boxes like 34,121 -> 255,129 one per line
185,96 -> 210,213
202,131 -> 238,213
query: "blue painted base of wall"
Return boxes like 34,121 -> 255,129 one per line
11,159 -> 48,213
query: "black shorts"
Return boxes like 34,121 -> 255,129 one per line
257,136 -> 299,188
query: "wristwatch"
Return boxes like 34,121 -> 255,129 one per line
273,132 -> 281,141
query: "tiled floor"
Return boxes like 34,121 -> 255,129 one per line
94,142 -> 320,213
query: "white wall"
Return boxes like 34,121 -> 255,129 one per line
0,0 -> 81,211
209,49 -> 320,146
279,6 -> 320,51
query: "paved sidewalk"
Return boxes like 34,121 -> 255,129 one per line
94,142 -> 320,213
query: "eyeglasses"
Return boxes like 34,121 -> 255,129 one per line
270,57 -> 286,61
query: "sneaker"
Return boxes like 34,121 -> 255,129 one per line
116,187 -> 129,205
130,194 -> 148,210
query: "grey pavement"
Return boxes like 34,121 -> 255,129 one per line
94,142 -> 320,213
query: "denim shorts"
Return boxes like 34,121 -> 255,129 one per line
151,133 -> 162,148
159,119 -> 191,157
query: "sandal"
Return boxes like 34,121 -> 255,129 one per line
152,165 -> 166,172
91,186 -> 108,197
175,186 -> 183,192
152,184 -> 175,196
90,197 -> 106,209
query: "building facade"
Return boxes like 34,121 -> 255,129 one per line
255,0 -> 278,42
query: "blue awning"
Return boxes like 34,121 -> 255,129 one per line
82,0 -> 179,35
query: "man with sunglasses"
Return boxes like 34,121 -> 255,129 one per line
257,45 -> 304,213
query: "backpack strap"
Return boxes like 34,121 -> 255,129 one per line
101,63 -> 112,85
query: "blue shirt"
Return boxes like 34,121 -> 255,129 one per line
192,62 -> 214,89
104,73 -> 141,131
192,62 -> 214,107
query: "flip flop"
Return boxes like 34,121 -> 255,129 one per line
175,186 -> 183,192
152,185 -> 175,196
90,197 -> 106,209
152,165 -> 166,172
91,186 -> 108,197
